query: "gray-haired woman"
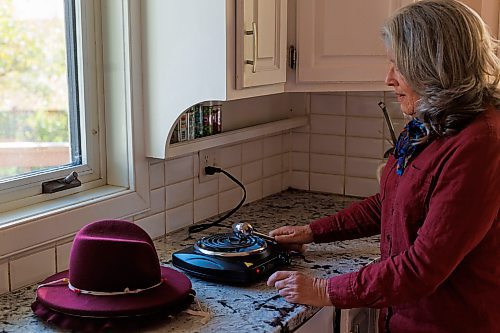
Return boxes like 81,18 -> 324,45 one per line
267,1 -> 499,332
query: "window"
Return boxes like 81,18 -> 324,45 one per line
0,0 -> 149,254
0,0 -> 103,213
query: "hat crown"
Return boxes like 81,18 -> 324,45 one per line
69,220 -> 161,293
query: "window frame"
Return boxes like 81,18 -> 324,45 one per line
0,0 -> 150,257
0,0 -> 104,211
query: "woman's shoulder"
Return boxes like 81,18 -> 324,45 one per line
457,106 -> 499,142
432,107 -> 499,160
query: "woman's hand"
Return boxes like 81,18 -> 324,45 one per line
269,225 -> 314,243
267,271 -> 332,307
269,225 -> 314,252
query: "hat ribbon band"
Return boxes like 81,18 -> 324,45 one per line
37,277 -> 164,296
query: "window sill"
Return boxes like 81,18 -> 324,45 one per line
0,185 -> 149,258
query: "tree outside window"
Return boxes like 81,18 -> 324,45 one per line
0,0 -> 70,179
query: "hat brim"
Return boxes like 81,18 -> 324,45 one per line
34,266 -> 192,318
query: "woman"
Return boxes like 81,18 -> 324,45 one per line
267,1 -> 499,332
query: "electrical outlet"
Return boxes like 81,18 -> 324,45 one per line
198,148 -> 217,183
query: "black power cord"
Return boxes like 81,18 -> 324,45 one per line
188,166 -> 247,234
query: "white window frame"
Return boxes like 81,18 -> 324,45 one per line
0,0 -> 150,258
0,0 -> 104,211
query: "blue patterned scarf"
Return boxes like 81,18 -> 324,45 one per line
394,118 -> 428,176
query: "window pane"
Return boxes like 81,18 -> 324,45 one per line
0,0 -> 80,181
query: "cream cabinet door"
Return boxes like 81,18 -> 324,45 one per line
296,0 -> 414,84
236,0 -> 287,88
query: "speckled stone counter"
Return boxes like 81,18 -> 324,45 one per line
0,189 -> 380,333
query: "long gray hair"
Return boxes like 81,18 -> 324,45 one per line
382,0 -> 499,140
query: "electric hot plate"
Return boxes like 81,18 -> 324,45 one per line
172,233 -> 290,284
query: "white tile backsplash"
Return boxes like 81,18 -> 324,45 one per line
310,115 -> 345,135
346,117 -> 384,138
242,139 -> 263,163
263,155 -> 282,177
310,134 -> 345,155
244,180 -> 263,204
263,134 -> 283,157
219,165 -> 241,192
282,172 -> 291,190
10,249 -> 55,290
263,174 -> 282,197
310,93 -> 346,115
135,212 -> 166,239
218,144 -> 242,168
291,132 -> 309,152
219,188 -> 245,213
346,157 -> 382,179
166,203 -> 193,234
282,152 -> 290,172
282,132 -> 291,151
346,92 -> 384,117
0,262 -> 9,294
135,187 -> 166,220
56,242 -> 73,272
194,195 -> 219,223
346,137 -> 383,159
310,153 -> 344,175
292,152 -> 309,171
194,177 -> 218,200
290,171 -> 309,190
149,161 -> 165,190
310,173 -> 344,195
166,179 -> 193,209
193,153 -> 200,178
293,124 -> 310,134
242,160 -> 263,184
165,154 -> 194,185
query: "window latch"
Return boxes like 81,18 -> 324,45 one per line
42,172 -> 81,194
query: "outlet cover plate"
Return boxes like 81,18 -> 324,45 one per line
198,148 -> 217,183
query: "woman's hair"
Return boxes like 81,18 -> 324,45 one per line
382,0 -> 499,139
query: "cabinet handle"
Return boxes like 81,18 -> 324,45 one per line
245,22 -> 257,73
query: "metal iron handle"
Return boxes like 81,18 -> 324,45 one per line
233,222 -> 276,243
378,101 -> 397,146
245,22 -> 257,73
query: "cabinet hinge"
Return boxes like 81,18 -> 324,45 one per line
288,45 -> 297,69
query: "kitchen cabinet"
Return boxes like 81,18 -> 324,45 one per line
295,307 -> 335,333
339,308 -> 379,333
291,0 -> 415,91
142,0 -> 289,158
141,0 -> 499,159
236,0 -> 287,88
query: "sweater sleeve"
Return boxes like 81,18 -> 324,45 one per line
325,129 -> 500,308
309,193 -> 382,243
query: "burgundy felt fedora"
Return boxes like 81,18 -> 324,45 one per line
32,220 -> 193,330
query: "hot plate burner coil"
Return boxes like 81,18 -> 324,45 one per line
194,233 -> 267,257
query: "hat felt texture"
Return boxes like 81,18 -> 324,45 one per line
31,220 -> 194,330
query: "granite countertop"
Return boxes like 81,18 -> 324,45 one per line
0,189 -> 380,332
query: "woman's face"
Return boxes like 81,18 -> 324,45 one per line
385,59 -> 420,116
